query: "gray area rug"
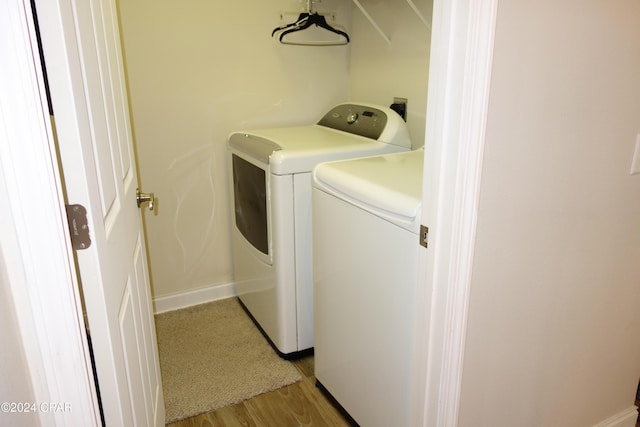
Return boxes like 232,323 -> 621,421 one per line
155,298 -> 302,423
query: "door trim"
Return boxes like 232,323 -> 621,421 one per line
415,0 -> 498,426
0,0 -> 100,425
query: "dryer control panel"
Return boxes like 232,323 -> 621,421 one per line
317,103 -> 388,140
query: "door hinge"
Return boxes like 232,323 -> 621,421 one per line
65,204 -> 91,250
419,224 -> 429,248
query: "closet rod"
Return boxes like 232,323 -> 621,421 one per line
405,0 -> 431,31
352,0 -> 431,44
351,0 -> 391,45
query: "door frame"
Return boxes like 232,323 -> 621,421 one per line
414,0 -> 497,425
0,0 -> 100,425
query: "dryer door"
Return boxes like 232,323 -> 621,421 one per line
232,154 -> 269,256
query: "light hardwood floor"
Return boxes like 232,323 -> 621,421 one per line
165,356 -> 640,427
166,355 -> 353,427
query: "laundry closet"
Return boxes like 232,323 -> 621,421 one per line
117,0 -> 432,306
116,1 -> 640,426
3,0 -> 640,426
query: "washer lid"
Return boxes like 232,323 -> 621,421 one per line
312,150 -> 423,233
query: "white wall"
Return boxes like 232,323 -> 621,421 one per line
118,0 -> 433,302
458,1 -> 640,426
349,0 -> 432,149
118,0 -> 351,299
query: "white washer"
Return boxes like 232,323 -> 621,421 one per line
228,103 -> 411,357
312,149 -> 424,426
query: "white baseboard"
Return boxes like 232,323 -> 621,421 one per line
594,406 -> 639,427
152,281 -> 236,314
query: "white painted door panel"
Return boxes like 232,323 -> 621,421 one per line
35,0 -> 164,425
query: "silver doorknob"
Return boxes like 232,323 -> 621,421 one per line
136,188 -> 155,211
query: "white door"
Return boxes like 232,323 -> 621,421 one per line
35,0 -> 164,425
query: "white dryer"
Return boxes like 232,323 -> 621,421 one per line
228,103 -> 411,357
312,149 -> 424,426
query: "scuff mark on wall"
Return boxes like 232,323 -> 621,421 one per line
169,144 -> 217,274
